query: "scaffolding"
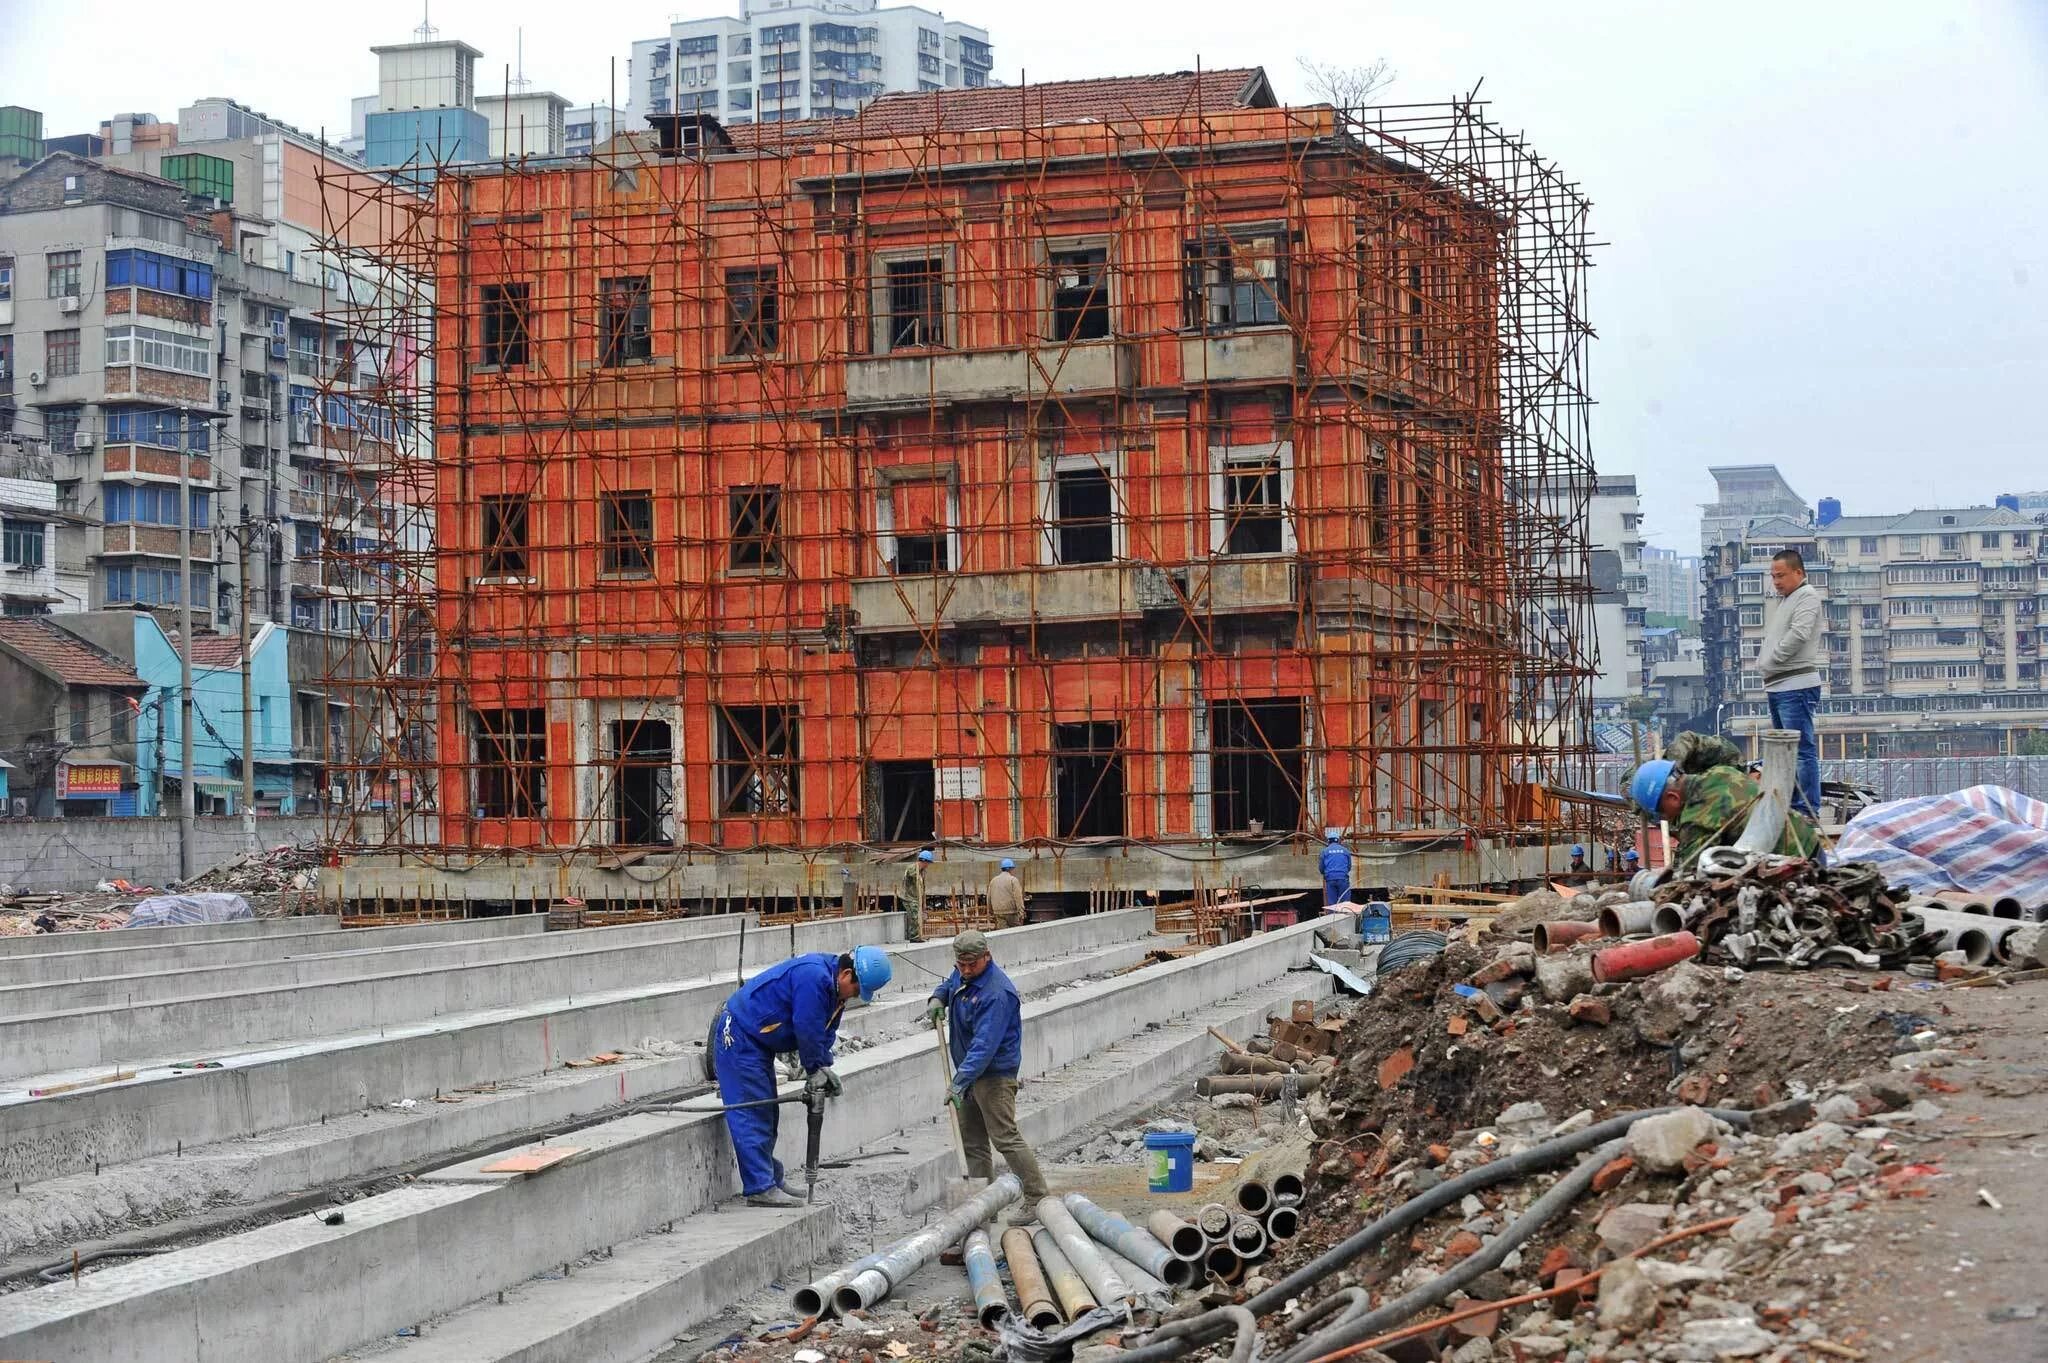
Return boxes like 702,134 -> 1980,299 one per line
310,73 -> 1597,899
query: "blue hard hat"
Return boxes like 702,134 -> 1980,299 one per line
1570,844 -> 1585,857
1629,759 -> 1676,816
917,849 -> 935,862
1327,831 -> 1341,841
850,945 -> 893,1002
999,858 -> 1015,870
1625,849 -> 1640,863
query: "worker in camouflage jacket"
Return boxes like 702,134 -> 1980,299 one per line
1628,735 -> 1820,873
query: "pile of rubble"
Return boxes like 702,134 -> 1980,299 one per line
179,842 -> 326,899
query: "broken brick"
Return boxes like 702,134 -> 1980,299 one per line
1591,1155 -> 1635,1192
1426,1143 -> 1452,1166
1378,1046 -> 1415,1090
1471,955 -> 1533,986
1676,1073 -> 1713,1105
1538,1245 -> 1585,1285
1567,995 -> 1611,1027
1551,1266 -> 1589,1311
1447,1016 -> 1469,1036
1442,1230 -> 1483,1265
1450,1307 -> 1501,1340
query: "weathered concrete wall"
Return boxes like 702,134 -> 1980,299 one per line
0,815 -> 327,892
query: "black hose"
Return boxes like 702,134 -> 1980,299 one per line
1269,1138 -> 1626,1363
1114,1105 -> 1755,1363
35,1247 -> 167,1283
1374,930 -> 1447,976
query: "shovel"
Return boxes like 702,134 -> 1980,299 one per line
933,1011 -> 986,1208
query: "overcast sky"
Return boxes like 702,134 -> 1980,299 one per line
7,1 -> 2046,550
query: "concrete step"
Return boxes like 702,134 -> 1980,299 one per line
0,937 -> 1168,1257
0,918 -> 1334,1363
0,912 -> 749,1018
0,915 -> 339,958
332,970 -> 1328,1363
0,909 -> 1154,1185
0,915 -> 549,989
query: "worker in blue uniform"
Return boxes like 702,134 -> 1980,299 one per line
1568,844 -> 1590,874
1319,831 -> 1353,908
925,930 -> 1047,1223
712,945 -> 893,1207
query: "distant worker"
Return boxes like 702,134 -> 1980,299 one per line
1629,758 -> 1818,875
1762,548 -> 1825,818
901,848 -> 934,943
925,930 -> 1048,1224
1624,849 -> 1640,871
1567,843 -> 1590,874
988,858 -> 1025,929
711,946 -> 892,1207
1319,832 -> 1353,908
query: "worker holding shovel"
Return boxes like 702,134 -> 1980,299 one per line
712,945 -> 893,1206
926,930 -> 1048,1226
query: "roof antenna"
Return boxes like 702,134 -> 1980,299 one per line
414,0 -> 438,41
511,27 -> 531,90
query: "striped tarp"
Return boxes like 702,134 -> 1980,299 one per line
122,892 -> 255,928
1836,785 -> 2048,902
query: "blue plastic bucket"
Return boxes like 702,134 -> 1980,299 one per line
1145,1131 -> 1196,1193
1357,901 -> 1393,944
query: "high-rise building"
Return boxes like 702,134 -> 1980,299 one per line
1640,543 -> 1700,622
563,104 -> 625,159
481,91 -> 571,160
628,0 -> 994,125
362,40 -> 490,171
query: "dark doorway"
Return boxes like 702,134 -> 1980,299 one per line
1054,721 -> 1125,838
608,719 -> 673,845
1209,698 -> 1304,835
872,759 -> 936,843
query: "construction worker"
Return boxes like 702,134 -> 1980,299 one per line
1567,844 -> 1590,874
1629,759 -> 1819,875
925,930 -> 1047,1224
711,945 -> 893,1207
1319,832 -> 1352,908
902,849 -> 933,942
988,858 -> 1025,929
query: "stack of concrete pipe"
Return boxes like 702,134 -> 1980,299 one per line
1186,1172 -> 1303,1283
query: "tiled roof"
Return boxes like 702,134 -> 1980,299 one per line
172,632 -> 246,668
731,68 -> 1274,146
0,619 -> 145,689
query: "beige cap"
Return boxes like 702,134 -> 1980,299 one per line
953,929 -> 991,959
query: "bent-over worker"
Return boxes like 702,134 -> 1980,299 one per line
988,858 -> 1025,929
1629,758 -> 1819,875
924,930 -> 1047,1224
712,945 -> 893,1206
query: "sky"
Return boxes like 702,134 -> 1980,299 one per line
6,0 -> 2047,551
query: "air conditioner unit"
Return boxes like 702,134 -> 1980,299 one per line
73,430 -> 95,451
26,370 -> 45,388
58,296 -> 82,315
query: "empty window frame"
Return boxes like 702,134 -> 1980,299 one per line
1220,452 -> 1284,555
481,283 -> 531,367
1184,230 -> 1285,329
870,759 -> 936,842
599,276 -> 652,365
717,705 -> 799,815
600,491 -> 653,575
887,477 -> 950,574
729,485 -> 783,570
472,708 -> 546,819
880,256 -> 944,351
1051,465 -> 1114,565
607,718 -> 673,845
480,494 -> 530,577
1208,698 -> 1304,835
725,266 -> 780,355
1053,721 -> 1125,838
1048,245 -> 1109,342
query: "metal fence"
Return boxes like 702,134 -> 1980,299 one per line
1592,755 -> 2047,803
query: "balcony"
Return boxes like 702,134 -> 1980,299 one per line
849,557 -> 1297,634
100,525 -> 216,559
845,340 -> 1131,411
1179,328 -> 1297,385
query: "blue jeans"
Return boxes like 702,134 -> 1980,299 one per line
1767,685 -> 1822,818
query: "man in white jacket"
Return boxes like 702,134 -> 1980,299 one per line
1761,548 -> 1824,818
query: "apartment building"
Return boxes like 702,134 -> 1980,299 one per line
1704,499 -> 2048,756
361,41 -> 490,171
1587,474 -> 1647,708
481,91 -> 572,160
1641,543 -> 1700,623
405,70 -> 1593,856
629,0 -> 993,125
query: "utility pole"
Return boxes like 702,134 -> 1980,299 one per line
176,424 -> 205,880
239,506 -> 258,853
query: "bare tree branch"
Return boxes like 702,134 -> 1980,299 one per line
1296,57 -> 1396,111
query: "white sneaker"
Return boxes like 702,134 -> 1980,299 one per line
746,1186 -> 805,1208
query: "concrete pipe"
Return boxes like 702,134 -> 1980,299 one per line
1037,1196 -> 1133,1307
1030,1227 -> 1096,1322
963,1229 -> 1010,1328
1234,1178 -> 1272,1216
1196,1203 -> 1234,1241
1903,904 -> 1997,967
792,1251 -> 885,1318
1271,1171 -> 1305,1205
835,1175 -> 1021,1314
1534,921 -> 1603,954
1218,1052 -> 1294,1076
1994,923 -> 2021,965
1597,900 -> 1659,939
1651,902 -> 1690,936
1936,891 -> 1994,917
1002,1228 -> 1061,1330
1094,1243 -> 1172,1298
1992,896 -> 2026,920
1061,1192 -> 1196,1290
1147,1209 -> 1206,1260
1229,1214 -> 1267,1261
1265,1205 -> 1300,1240
1196,1073 -> 1324,1098
1206,1243 -> 1244,1283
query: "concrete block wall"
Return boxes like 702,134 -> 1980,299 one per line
0,816 -> 328,892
